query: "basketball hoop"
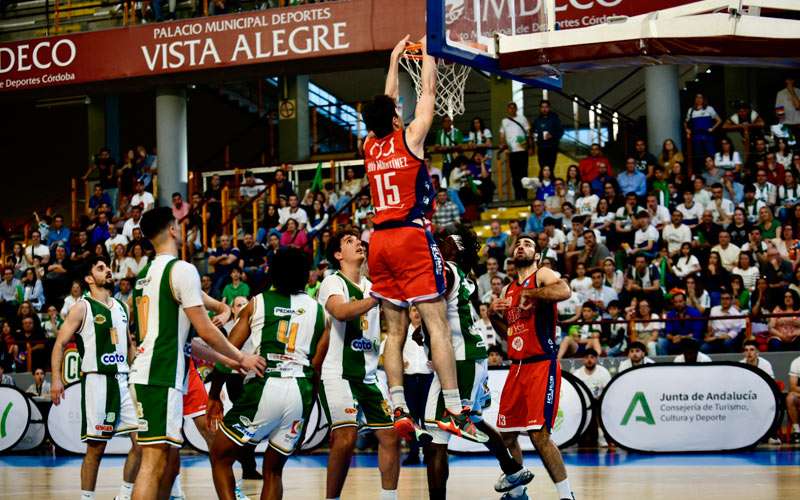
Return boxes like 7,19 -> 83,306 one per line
399,42 -> 471,119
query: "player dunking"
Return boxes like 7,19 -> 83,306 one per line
491,235 -> 576,500
129,207 -> 265,500
50,256 -> 141,500
362,35 -> 487,444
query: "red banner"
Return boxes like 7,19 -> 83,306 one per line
0,0 -> 424,93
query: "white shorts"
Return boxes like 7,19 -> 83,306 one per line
220,377 -> 313,456
424,359 -> 490,445
130,383 -> 184,447
81,372 -> 138,442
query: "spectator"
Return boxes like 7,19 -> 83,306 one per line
203,174 -> 224,234
122,243 -> 149,279
171,192 -> 189,221
16,313 -> 45,368
645,193 -> 670,230
466,116 -> 493,154
431,189 -> 460,233
768,289 -> 800,351
208,234 -> 240,297
753,169 -> 777,206
776,137 -> 793,168
729,274 -> 751,312
569,263 -> 592,298
468,149 -> 496,204
524,200 -> 550,234
222,267 -> 250,306
46,214 -> 71,254
703,290 -> 745,353
757,206 -> 779,240
673,337 -> 711,362
676,190 -> 704,228
707,183 -> 734,225
575,181 -> 599,217
88,184 -> 112,214
565,165 -> 581,200
434,115 -> 464,176
41,305 -> 61,339
532,99 -> 563,169
59,281 -> 82,319
484,221 -> 508,263
714,137 -> 743,174
617,158 -> 647,198
239,171 -> 265,201
771,106 -> 797,147
477,257 -> 506,300
694,210 -> 721,252
104,223 -> 129,257
685,92 -> 721,162
115,278 -> 133,305
270,168 -> 293,200
482,275 -> 505,304
25,368 -> 50,400
784,354 -> 800,443
279,218 -> 309,251
70,230 -> 91,268
504,219 -> 523,260
778,172 -> 800,221
590,162 -> 616,198
476,303 -> 500,349
772,225 -> 799,265
631,299 -> 662,357
673,242 -> 701,280
618,341 -> 655,372
130,179 -> 155,212
0,363 -> 13,386
353,194 -> 374,230
663,210 -> 692,257
589,199 -> 614,244
658,138 -> 684,170
723,100 -> 764,145
662,292 -> 704,354
572,348 -> 611,402
89,212 -> 111,246
633,138 -> 658,178
240,233 -> 268,289
122,205 -> 143,240
740,339 -> 774,377
558,302 -> 603,359
578,143 -> 610,183
584,269 -> 618,311
487,346 -> 506,367
110,244 -> 129,283
498,102 -> 531,199
602,258 -> 624,294
775,75 -> 800,131
20,268 -> 44,312
0,268 -> 22,320
24,230 -> 50,268
764,153 -> 786,187
762,246 -> 794,307
628,211 -> 659,260
127,227 -> 153,258
536,232 -> 559,264
577,229 -> 610,270
732,252 -> 760,291
278,193 -> 309,230
602,300 -> 628,356
685,275 -> 711,314
710,230 -> 740,272
614,193 -> 643,247
336,167 -> 363,211
727,208 -> 751,248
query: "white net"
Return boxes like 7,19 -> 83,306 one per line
399,50 -> 471,119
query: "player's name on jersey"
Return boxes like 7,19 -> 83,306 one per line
366,156 -> 410,172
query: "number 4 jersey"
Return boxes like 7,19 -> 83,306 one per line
364,128 -> 434,225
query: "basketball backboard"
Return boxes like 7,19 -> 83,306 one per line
428,0 -> 800,80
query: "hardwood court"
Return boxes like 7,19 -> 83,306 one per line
1,451 -> 799,499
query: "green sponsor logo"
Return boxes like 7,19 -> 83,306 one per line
1,402 -> 12,438
552,408 -> 564,433
620,392 -> 655,426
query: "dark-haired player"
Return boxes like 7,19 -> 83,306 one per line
129,206 -> 265,500
362,36 -> 486,444
424,226 -> 533,500
491,235 -> 575,500
209,246 -> 329,500
317,229 -> 399,500
50,256 -> 141,500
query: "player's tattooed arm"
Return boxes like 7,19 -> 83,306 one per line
522,268 -> 571,303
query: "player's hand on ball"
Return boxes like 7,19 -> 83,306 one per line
240,353 -> 267,377
51,379 -> 64,406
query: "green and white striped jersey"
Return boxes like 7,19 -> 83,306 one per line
317,272 -> 381,384
445,261 -> 488,362
130,255 -> 204,390
246,289 -> 325,379
75,294 -> 129,374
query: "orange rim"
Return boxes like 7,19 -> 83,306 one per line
403,42 -> 424,60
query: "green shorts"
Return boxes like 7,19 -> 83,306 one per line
424,359 -> 490,445
319,378 -> 393,430
131,383 -> 184,447
221,377 -> 314,455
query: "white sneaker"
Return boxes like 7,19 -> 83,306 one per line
494,469 -> 534,493
767,437 -> 781,445
598,434 -> 609,448
500,487 -> 529,500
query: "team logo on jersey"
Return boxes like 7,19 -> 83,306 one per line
380,399 -> 392,417
135,277 -> 150,289
137,419 -> 148,432
511,337 -> 524,351
95,424 -> 114,432
350,338 -> 375,352
344,407 -> 358,415
105,412 -> 116,423
239,416 -> 253,427
368,137 -> 396,160
94,314 -> 107,325
273,307 -> 302,316
101,353 -> 125,365
289,419 -> 304,436
232,424 -> 255,439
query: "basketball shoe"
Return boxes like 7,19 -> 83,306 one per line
393,407 -> 433,444
436,407 -> 489,443
500,487 -> 529,500
494,469 -> 535,493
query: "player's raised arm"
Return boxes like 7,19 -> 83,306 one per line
50,301 -> 85,405
385,34 -> 410,101
406,36 -> 436,155
524,267 -> 571,302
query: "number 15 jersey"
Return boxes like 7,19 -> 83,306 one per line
364,129 -> 434,225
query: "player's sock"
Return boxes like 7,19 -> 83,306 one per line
80,491 -> 96,500
389,386 -> 409,413
793,424 -> 800,433
117,481 -> 134,500
379,489 -> 398,500
442,389 -> 462,414
171,474 -> 184,497
555,478 -> 574,499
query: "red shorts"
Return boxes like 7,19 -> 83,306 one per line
368,225 -> 446,306
183,360 -> 208,418
497,359 -> 561,432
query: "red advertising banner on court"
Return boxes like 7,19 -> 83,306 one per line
0,0 -> 396,93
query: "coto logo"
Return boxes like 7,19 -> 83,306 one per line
350,338 -> 374,352
101,353 -> 125,365
0,39 -> 77,74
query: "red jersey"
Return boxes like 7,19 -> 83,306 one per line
364,129 -> 434,225
503,271 -> 558,360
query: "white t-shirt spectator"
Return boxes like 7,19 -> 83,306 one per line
130,191 -> 155,212
791,356 -> 800,378
575,194 -> 599,216
122,217 -> 141,239
752,182 -> 777,206
674,352 -> 712,363
557,293 -> 582,320
662,223 -> 692,254
105,233 -> 130,256
402,324 -> 431,375
711,243 -> 740,272
548,228 -> 567,250
714,151 -> 742,171
570,276 -> 592,298
649,205 -> 671,228
705,198 -> 735,223
121,256 -> 149,278
468,129 -> 493,158
239,178 -> 265,199
739,357 -> 774,378
278,207 -> 309,228
25,244 -> 50,263
583,286 -> 618,309
500,116 -> 530,153
776,88 -> 800,125
618,357 -> 655,372
709,305 -> 746,339
634,225 -> 659,250
572,365 -> 611,398
686,105 -> 719,124
733,266 -> 760,291
673,254 -> 700,279
677,202 -> 705,225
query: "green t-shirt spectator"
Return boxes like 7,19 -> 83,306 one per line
222,281 -> 250,305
